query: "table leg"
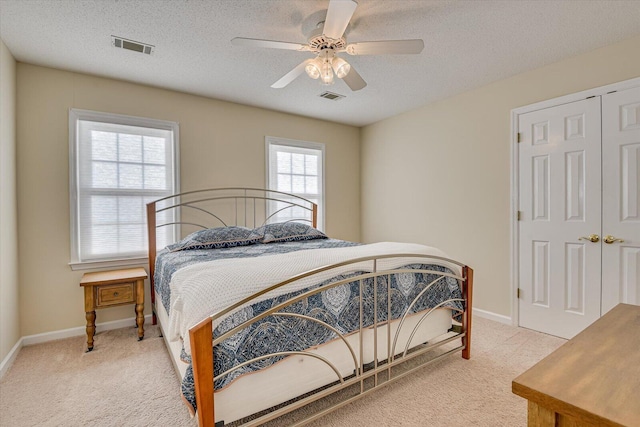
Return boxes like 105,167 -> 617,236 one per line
528,401 -> 556,426
136,278 -> 144,340
83,286 -> 96,352
85,310 -> 96,351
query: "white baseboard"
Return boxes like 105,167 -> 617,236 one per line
473,307 -> 512,325
21,314 -> 152,346
0,337 -> 24,379
0,314 -> 153,379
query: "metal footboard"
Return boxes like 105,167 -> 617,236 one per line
189,255 -> 473,427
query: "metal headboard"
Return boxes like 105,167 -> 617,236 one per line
146,187 -> 318,323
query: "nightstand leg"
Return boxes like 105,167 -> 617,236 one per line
86,310 -> 96,351
135,278 -> 144,340
136,304 -> 144,340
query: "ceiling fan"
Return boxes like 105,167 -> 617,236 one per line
231,0 -> 424,91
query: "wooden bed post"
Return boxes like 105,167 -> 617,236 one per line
146,201 -> 158,325
312,204 -> 318,229
190,318 -> 215,427
462,266 -> 473,360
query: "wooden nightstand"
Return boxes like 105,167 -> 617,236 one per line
80,267 -> 147,351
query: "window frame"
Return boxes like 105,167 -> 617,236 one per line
265,136 -> 325,231
68,108 -> 180,270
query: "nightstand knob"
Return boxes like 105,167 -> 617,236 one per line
113,292 -> 119,297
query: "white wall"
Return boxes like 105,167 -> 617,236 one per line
16,64 -> 360,336
0,39 -> 19,362
361,34 -> 640,318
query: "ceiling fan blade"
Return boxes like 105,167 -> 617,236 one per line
271,59 -> 313,89
231,37 -> 308,51
342,65 -> 367,91
323,0 -> 357,40
345,39 -> 424,55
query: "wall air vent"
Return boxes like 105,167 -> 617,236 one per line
111,36 -> 154,55
318,91 -> 345,101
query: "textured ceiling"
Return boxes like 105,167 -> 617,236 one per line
1,0 -> 640,127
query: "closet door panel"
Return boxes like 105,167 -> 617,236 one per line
518,97 -> 602,339
602,86 -> 640,314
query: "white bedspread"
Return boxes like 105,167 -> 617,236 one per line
168,242 -> 459,355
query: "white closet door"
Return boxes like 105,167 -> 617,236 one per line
602,86 -> 640,314
518,97 -> 602,339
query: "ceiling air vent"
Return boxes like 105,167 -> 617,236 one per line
319,91 -> 345,101
111,36 -> 154,55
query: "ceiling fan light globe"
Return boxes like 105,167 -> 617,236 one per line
320,62 -> 334,85
332,57 -> 351,78
305,63 -> 321,79
336,64 -> 350,79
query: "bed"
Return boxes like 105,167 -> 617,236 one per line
146,188 -> 473,427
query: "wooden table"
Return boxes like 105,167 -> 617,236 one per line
80,267 -> 147,351
512,303 -> 640,426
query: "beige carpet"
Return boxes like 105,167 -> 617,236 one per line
0,317 -> 564,426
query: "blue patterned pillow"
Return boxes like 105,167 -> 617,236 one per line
254,222 -> 327,243
167,226 -> 262,252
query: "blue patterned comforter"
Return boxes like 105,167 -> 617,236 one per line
154,240 -> 464,415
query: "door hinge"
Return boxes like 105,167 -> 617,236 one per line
517,132 -> 522,143
517,288 -> 522,299
517,211 -> 522,221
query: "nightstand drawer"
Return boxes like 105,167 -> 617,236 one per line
96,283 -> 135,307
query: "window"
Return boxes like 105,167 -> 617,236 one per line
266,137 -> 325,230
69,109 -> 179,268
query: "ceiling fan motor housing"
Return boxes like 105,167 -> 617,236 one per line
308,26 -> 346,53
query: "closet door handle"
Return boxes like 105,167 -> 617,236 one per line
603,235 -> 624,244
579,234 -> 600,243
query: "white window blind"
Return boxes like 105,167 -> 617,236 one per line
70,109 -> 178,266
266,137 -> 325,230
